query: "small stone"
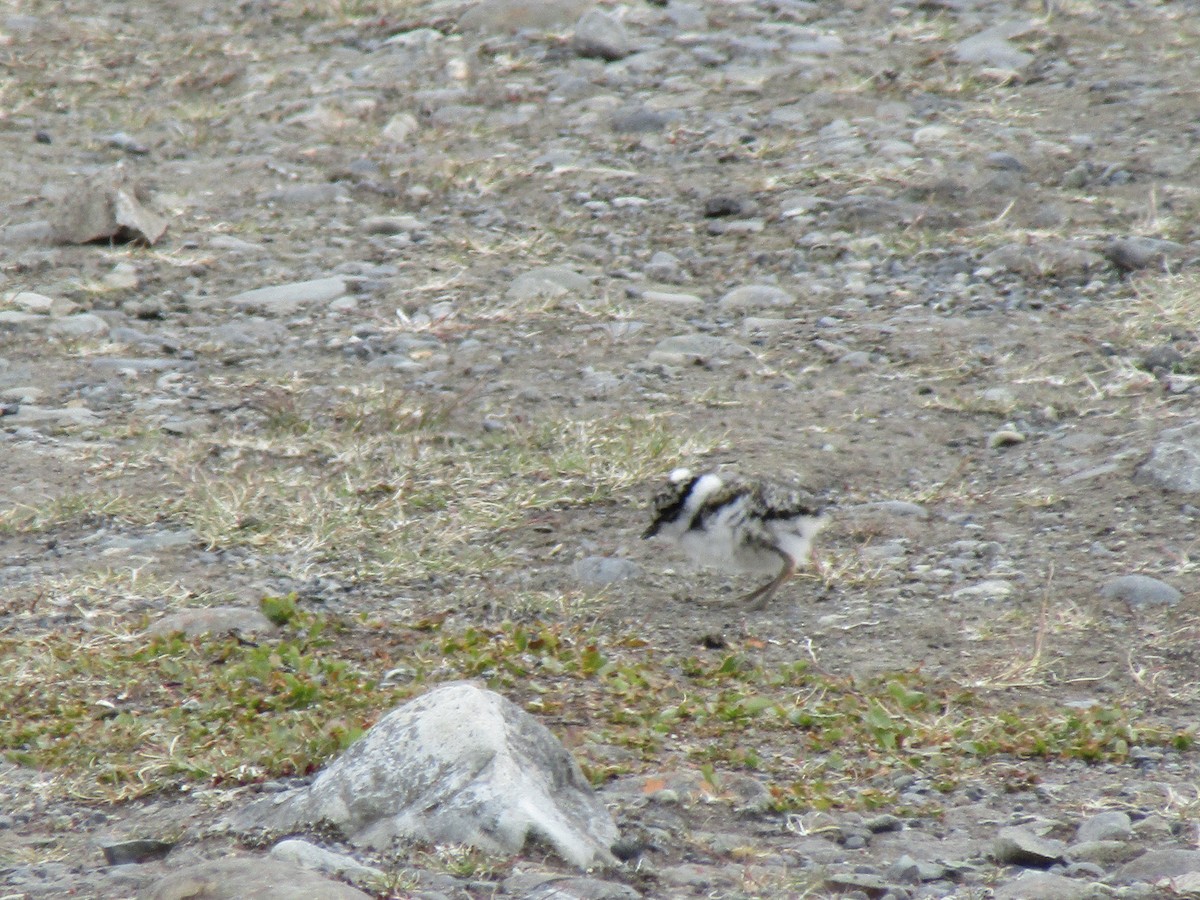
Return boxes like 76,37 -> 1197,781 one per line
1099,574 -> 1180,608
508,266 -> 591,301
1109,849 -> 1200,885
992,871 -> 1094,900
649,334 -> 754,365
1136,422 -> 1200,493
147,607 -> 278,638
992,826 -> 1065,867
611,106 -> 676,134
47,314 -> 110,339
269,839 -> 385,885
953,580 -> 1014,601
640,290 -> 703,308
573,9 -> 630,61
141,857 -> 372,900
6,290 -> 55,313
102,262 -> 140,290
1075,810 -> 1132,843
717,284 -> 794,312
459,0 -> 591,34
380,113 -> 419,144
10,405 -> 104,427
644,251 -> 684,282
51,168 -> 168,245
952,21 -> 1037,69
1065,840 -> 1141,866
99,838 -> 175,866
227,277 -> 350,315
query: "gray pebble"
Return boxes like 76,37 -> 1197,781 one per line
1075,810 -> 1132,843
953,22 -> 1035,69
717,284 -> 794,312
48,313 -> 110,339
508,266 -> 591,301
147,606 -> 278,638
227,277 -> 350,315
1136,422 -> 1200,493
993,826 -> 1065,866
573,9 -> 630,61
992,871 -> 1094,900
644,250 -> 684,283
611,106 -> 677,133
1099,574 -> 1181,608
269,838 -> 386,884
1109,849 -> 1200,885
649,334 -> 754,365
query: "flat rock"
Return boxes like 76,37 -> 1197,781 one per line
142,857 -> 371,900
992,871 -> 1095,900
268,839 -> 384,885
1136,422 -> 1200,492
953,579 -> 1014,601
993,826 -> 1065,867
640,290 -> 703,308
8,405 -> 103,427
227,277 -> 350,315
1099,574 -> 1181,608
717,284 -> 795,312
953,21 -> 1038,69
459,0 -> 592,35
230,682 -> 618,870
47,313 -> 110,339
649,334 -> 754,365
980,241 -> 1105,278
50,168 -> 168,245
147,606 -> 278,638
1075,810 -> 1132,843
6,290 -> 56,313
1066,840 -> 1141,866
508,266 -> 591,301
521,876 -> 642,899
1108,848 -> 1200,885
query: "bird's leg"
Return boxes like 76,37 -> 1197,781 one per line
739,551 -> 796,611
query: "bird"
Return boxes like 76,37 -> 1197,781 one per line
643,468 -> 828,610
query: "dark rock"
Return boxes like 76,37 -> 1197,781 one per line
99,838 -> 175,865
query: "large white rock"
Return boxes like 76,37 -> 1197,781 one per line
232,682 -> 618,870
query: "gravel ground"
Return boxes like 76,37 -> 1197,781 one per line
3,0 -> 1200,897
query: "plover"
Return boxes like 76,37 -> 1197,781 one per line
643,468 -> 828,610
